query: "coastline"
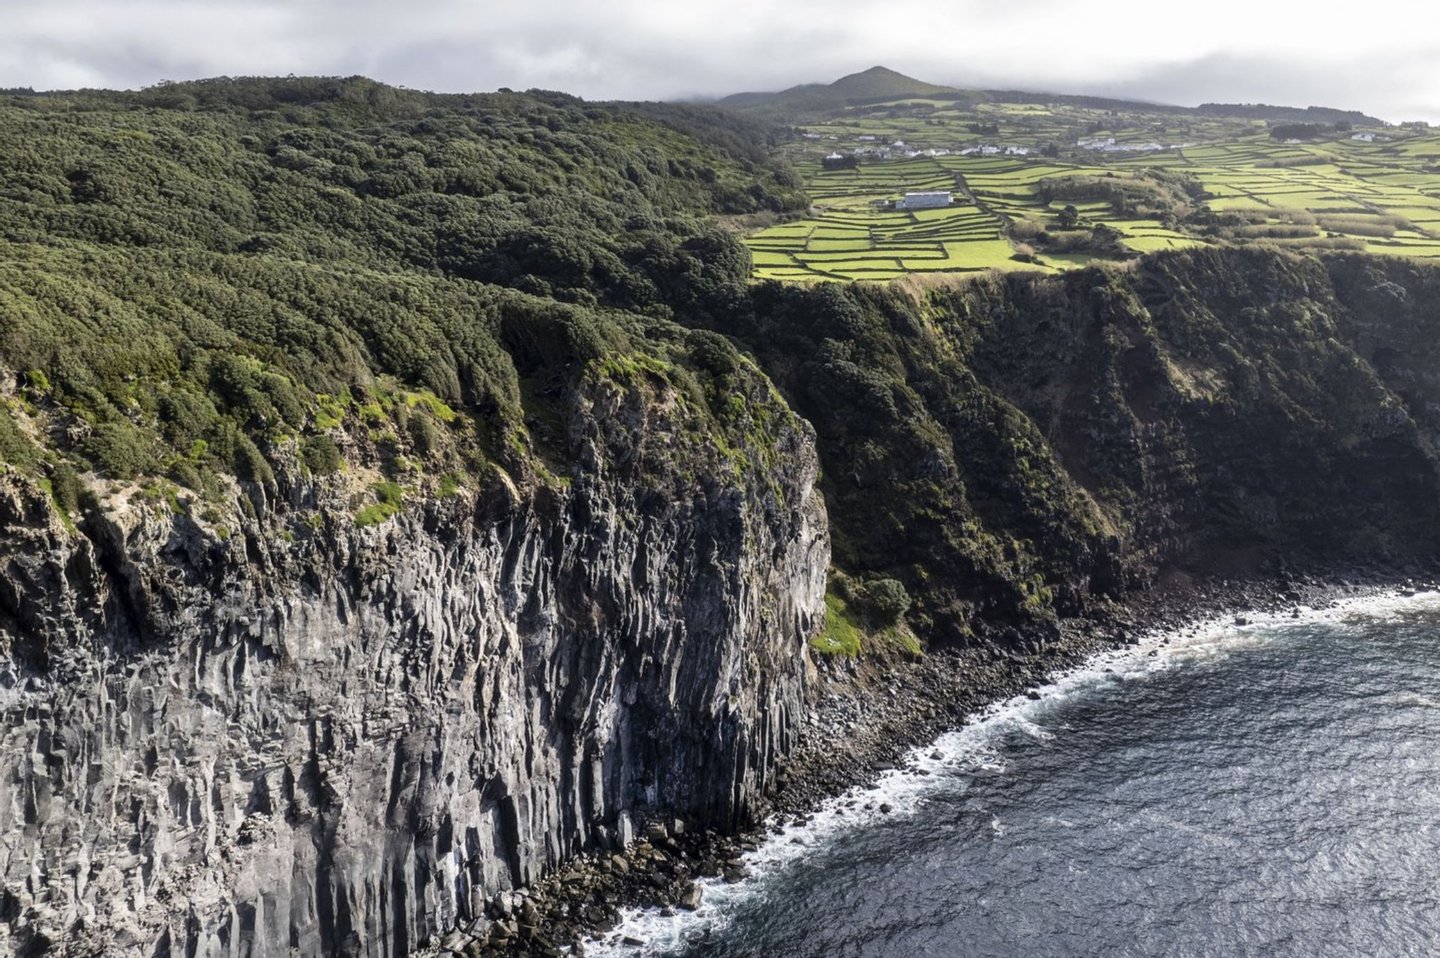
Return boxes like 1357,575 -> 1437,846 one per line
429,563 -> 1440,958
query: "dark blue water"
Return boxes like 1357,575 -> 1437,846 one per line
593,596 -> 1440,958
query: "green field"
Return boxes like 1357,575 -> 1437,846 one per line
746,96 -> 1440,283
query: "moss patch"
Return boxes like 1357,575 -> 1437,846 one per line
811,590 -> 863,656
355,480 -> 405,527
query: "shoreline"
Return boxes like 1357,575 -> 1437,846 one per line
433,563 -> 1440,957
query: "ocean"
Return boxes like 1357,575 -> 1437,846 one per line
587,592 -> 1440,957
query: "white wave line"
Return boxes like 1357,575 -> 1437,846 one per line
581,587 -> 1440,956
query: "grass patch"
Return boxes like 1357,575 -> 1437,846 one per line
812,590 -> 863,656
404,389 -> 459,424
355,480 -> 405,527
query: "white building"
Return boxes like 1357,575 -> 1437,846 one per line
897,191 -> 952,211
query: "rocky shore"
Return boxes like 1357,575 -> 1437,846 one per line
418,561 -> 1440,958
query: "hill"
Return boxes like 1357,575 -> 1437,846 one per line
1196,101 -> 1384,126
721,68 -> 1386,128
719,65 -> 965,118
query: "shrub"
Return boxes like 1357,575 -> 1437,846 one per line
408,411 -> 440,458
24,369 -> 51,397
355,480 -> 405,526
0,413 -> 37,469
301,434 -> 344,475
158,389 -> 220,449
229,431 -> 274,485
83,421 -> 157,479
857,577 -> 912,625
167,460 -> 205,492
48,462 -> 82,515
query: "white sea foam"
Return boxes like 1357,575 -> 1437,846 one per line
580,587 -> 1440,956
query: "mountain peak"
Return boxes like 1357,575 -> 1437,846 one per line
843,65 -> 916,82
828,66 -> 951,97
716,66 -> 957,116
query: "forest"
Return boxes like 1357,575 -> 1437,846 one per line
0,76 -> 805,504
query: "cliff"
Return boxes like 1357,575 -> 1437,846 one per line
0,365 -> 827,957
6,245 -> 1440,958
717,249 -> 1440,645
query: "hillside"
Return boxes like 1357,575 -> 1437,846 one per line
720,66 -> 1386,127
0,77 -> 807,501
719,65 -> 966,118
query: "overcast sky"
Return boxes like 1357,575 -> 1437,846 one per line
2,0 -> 1437,122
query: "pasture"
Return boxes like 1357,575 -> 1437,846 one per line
744,157 -> 1044,281
748,103 -> 1440,283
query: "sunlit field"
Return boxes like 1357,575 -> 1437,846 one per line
745,99 -> 1440,282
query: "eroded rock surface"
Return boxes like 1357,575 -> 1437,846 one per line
0,375 -> 827,957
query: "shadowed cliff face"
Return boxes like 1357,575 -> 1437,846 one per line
703,249 -> 1440,642
0,368 -> 828,957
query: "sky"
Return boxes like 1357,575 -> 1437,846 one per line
2,0 -> 1437,122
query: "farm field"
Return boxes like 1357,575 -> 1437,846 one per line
743,157 -> 1057,281
745,96 -> 1440,283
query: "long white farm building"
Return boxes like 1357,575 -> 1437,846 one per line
896,191 -> 952,211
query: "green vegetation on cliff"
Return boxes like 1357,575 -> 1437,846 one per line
0,77 -> 806,514
693,247 -> 1440,644
3,76 -> 1440,655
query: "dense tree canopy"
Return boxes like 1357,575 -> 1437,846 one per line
0,77 -> 807,499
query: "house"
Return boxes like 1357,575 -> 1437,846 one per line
896,191 -> 952,211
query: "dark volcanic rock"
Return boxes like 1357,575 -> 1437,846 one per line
0,371 -> 828,958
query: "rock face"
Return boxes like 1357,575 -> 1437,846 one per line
0,374 -> 828,956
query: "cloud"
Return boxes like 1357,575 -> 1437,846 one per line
0,0 -> 1435,121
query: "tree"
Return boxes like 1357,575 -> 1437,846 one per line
1056,205 -> 1081,229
